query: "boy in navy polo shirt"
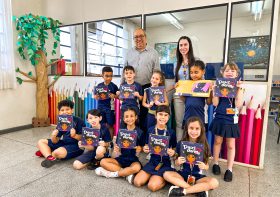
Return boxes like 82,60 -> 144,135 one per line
94,66 -> 118,138
117,65 -> 143,126
73,109 -> 111,170
36,100 -> 85,168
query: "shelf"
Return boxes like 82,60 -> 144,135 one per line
268,114 -> 275,118
270,100 -> 279,103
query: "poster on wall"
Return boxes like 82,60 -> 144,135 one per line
155,42 -> 177,64
228,36 -> 270,69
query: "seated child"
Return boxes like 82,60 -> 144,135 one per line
94,66 -> 118,138
73,109 -> 111,170
165,116 -> 219,197
133,105 -> 177,192
36,99 -> 85,168
95,107 -> 145,184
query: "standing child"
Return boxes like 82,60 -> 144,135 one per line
94,66 -> 118,138
73,109 -> 111,170
95,107 -> 145,184
182,60 -> 212,141
211,62 -> 244,182
117,65 -> 143,125
142,70 -> 169,130
165,117 -> 219,197
36,100 -> 85,168
133,105 -> 177,192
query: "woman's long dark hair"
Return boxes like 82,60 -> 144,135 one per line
183,116 -> 210,164
175,36 -> 195,82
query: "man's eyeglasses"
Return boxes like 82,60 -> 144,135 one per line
133,35 -> 145,40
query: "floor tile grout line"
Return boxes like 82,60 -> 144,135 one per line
1,166 -> 66,196
0,136 -> 37,147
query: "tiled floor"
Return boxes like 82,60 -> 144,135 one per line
0,120 -> 279,197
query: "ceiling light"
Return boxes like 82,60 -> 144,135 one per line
162,13 -> 184,30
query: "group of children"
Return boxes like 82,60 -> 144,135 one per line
36,61 -> 244,197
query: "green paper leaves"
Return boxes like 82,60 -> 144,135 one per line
16,77 -> 23,84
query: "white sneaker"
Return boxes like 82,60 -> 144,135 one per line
125,174 -> 135,184
95,167 -> 111,178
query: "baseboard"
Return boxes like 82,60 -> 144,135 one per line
0,124 -> 33,135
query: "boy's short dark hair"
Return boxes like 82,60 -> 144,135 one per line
58,99 -> 74,110
102,66 -> 113,74
86,109 -> 101,119
123,65 -> 135,73
156,105 -> 170,115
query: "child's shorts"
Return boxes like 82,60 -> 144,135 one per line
47,139 -> 84,159
177,170 -> 206,182
115,155 -> 141,168
142,160 -> 175,177
100,109 -> 115,126
76,150 -> 110,164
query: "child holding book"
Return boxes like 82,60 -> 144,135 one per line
133,105 -> 177,192
211,62 -> 244,182
182,60 -> 212,140
117,65 -> 143,125
142,70 -> 169,130
94,66 -> 118,138
166,116 -> 219,197
73,109 -> 111,170
95,107 -> 145,184
36,100 -> 85,168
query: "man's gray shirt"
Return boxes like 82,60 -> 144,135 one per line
125,46 -> 160,86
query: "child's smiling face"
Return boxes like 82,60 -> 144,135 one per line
123,110 -> 137,127
187,121 -> 201,141
150,73 -> 161,87
87,114 -> 102,127
222,65 -> 238,79
190,66 -> 205,81
156,111 -> 169,126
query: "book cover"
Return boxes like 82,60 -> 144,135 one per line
119,84 -> 135,99
81,127 -> 100,146
175,80 -> 212,97
214,78 -> 237,98
148,134 -> 169,156
95,84 -> 110,100
180,141 -> 204,164
57,115 -> 73,132
148,86 -> 165,103
117,129 -> 137,149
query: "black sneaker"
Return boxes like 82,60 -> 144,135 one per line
224,170 -> 233,182
212,164 -> 221,175
87,159 -> 100,170
41,158 -> 58,168
168,186 -> 185,196
196,191 -> 207,197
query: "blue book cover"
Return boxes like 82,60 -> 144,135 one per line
94,84 -> 109,100
57,115 -> 73,132
117,129 -> 137,149
119,84 -> 135,99
180,141 -> 204,164
214,78 -> 237,98
81,127 -> 100,147
148,86 -> 165,103
148,134 -> 169,156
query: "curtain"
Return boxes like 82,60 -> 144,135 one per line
0,0 -> 16,90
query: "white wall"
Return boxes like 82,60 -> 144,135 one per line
0,0 -> 44,130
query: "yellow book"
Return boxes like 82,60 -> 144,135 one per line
175,80 -> 212,97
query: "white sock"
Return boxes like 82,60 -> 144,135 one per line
110,171 -> 119,178
228,168 -> 232,172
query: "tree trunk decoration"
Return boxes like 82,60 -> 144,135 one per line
14,14 -> 64,126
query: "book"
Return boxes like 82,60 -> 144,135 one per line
57,115 -> 73,132
214,78 -> 237,98
95,84 -> 109,100
117,129 -> 137,149
175,80 -> 212,97
148,86 -> 165,103
81,127 -> 100,146
148,134 -> 169,156
180,141 -> 204,164
119,84 -> 135,99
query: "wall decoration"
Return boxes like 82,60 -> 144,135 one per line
155,42 -> 177,64
228,36 -> 270,68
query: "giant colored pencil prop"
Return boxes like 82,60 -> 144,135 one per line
236,101 -> 247,162
207,104 -> 214,153
84,88 -> 88,123
251,104 -> 262,165
244,96 -> 255,164
114,99 -> 120,136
